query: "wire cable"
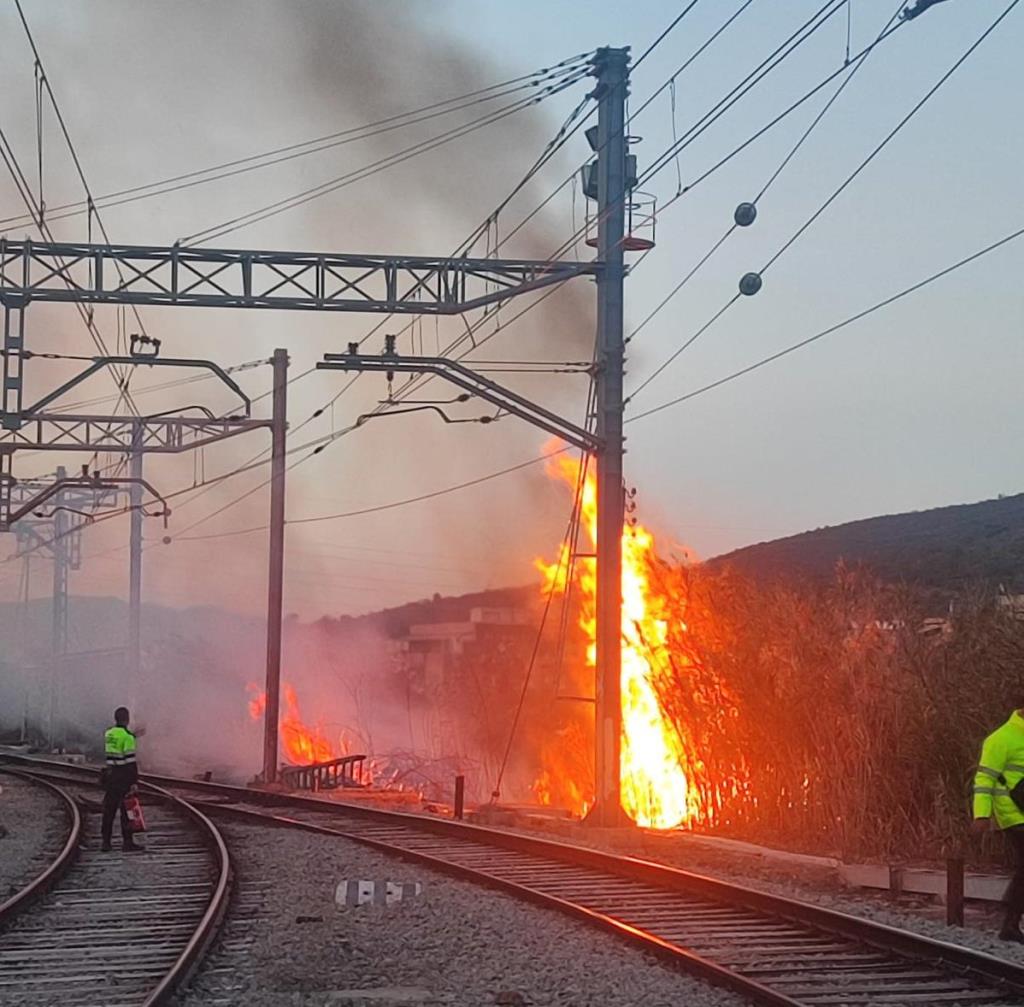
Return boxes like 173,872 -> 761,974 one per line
13,0 -> 150,401
0,57 -> 591,233
628,0 -> 1017,402
98,0 -> 842,541
761,0 -> 1019,274
96,5 -> 783,539
634,1 -> 703,71
624,1 -> 904,395
638,0 -> 848,187
181,70 -> 589,246
627,223 -> 1024,424
294,0 -> 756,437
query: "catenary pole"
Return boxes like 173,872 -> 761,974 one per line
591,46 -> 630,827
262,347 -> 289,784
128,422 -> 144,683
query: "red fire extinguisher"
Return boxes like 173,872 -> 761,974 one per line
123,789 -> 147,833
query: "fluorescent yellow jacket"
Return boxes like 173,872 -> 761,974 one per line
104,725 -> 137,773
973,711 -> 1024,830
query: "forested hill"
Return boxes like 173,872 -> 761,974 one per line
710,492 -> 1024,594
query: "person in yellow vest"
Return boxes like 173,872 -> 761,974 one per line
102,707 -> 143,852
972,709 -> 1024,941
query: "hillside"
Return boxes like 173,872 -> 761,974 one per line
711,492 -> 1024,595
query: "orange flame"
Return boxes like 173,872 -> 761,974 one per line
536,454 -> 699,829
246,681 -> 347,766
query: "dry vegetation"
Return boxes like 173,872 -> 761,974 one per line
662,561 -> 1024,863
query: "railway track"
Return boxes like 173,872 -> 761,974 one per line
0,765 -> 230,1007
0,769 -> 81,922
7,754 -> 1024,1007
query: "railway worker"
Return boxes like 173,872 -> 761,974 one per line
101,706 -> 143,853
972,708 -> 1024,942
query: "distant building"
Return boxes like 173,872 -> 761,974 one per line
392,606 -> 533,694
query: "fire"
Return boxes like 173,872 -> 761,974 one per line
536,454 -> 700,830
246,681 -> 348,766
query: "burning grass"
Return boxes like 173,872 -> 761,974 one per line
244,462 -> 1024,862
534,454 -> 740,829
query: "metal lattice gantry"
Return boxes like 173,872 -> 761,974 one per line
0,239 -> 600,314
0,413 -> 269,454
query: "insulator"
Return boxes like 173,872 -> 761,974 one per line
739,272 -> 763,296
734,202 -> 757,227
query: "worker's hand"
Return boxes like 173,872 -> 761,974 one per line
971,817 -> 993,834
133,726 -> 147,738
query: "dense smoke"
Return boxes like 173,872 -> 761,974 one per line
0,1 -> 605,793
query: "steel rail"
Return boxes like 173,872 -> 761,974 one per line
7,754 -> 1024,1007
0,761 -> 230,1006
0,768 -> 81,922
138,780 -> 232,1007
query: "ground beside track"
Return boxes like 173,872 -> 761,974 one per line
0,772 -> 66,900
499,820 -> 1024,965
171,820 -> 747,1007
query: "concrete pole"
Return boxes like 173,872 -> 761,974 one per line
49,465 -> 68,749
591,46 -> 630,827
262,348 -> 288,784
128,422 -> 144,683
19,554 -> 31,741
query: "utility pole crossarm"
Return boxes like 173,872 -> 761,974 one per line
0,240 -> 600,315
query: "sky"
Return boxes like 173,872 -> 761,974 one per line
0,0 -> 1021,623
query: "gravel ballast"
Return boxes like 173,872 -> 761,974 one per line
174,821 -> 746,1007
0,770 -> 69,901
510,823 -> 1024,967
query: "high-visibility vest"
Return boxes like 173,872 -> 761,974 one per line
973,710 -> 1024,830
104,725 -> 137,770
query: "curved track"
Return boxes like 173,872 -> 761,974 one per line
0,768 -> 81,923
0,767 -> 230,1007
7,755 -> 1024,1007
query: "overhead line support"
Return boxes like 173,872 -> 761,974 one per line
319,352 -> 601,454
0,240 -> 599,314
0,148 -> 610,798
263,348 -> 288,785
590,45 -> 630,829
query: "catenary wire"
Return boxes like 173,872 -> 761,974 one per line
13,0 -> 150,402
273,0 -> 756,449
627,0 -> 1017,402
624,0 -> 905,397
181,70 -> 589,246
627,223 -> 1024,424
8,215 -> 1017,563
0,57 -> 591,233
633,1 -> 703,71
44,4 -> 868,542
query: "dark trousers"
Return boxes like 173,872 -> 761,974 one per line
101,773 -> 134,847
1003,825 -> 1024,928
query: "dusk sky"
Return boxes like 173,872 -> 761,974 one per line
0,0 -> 1020,618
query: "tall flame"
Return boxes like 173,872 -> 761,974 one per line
246,681 -> 347,766
536,454 -> 698,829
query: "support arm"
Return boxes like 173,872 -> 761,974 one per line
319,351 -> 600,453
